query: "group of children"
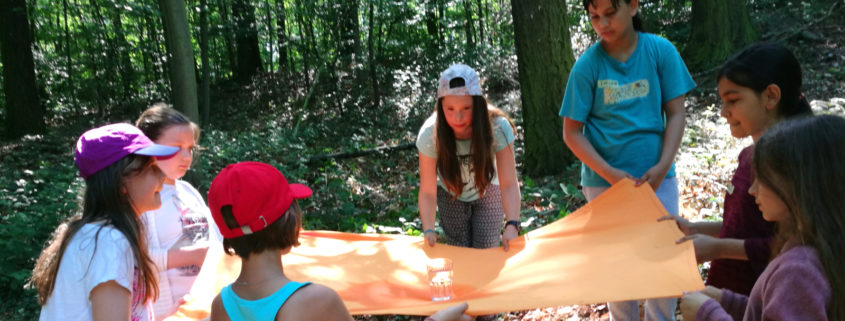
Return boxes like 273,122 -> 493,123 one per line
28,0 -> 841,320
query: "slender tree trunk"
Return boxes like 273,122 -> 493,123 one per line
90,0 -> 112,115
217,0 -> 237,78
512,0 -> 575,175
294,0 -> 311,88
159,0 -> 200,122
199,0 -> 210,126
62,0 -> 78,119
1,0 -> 44,138
476,0 -> 485,45
232,0 -> 263,83
463,0 -> 475,50
110,2 -> 134,102
276,0 -> 290,79
684,0 -> 756,71
264,0 -> 274,73
367,0 -> 379,108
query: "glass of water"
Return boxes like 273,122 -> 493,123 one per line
426,258 -> 453,301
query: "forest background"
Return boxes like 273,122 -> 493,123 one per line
1,0 -> 844,319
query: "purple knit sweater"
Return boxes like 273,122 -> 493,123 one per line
706,145 -> 774,295
696,241 -> 831,321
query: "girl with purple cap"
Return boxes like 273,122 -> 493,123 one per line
416,64 -> 521,253
30,123 -> 178,321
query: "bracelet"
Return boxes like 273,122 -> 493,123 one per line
424,229 -> 436,235
504,220 -> 521,233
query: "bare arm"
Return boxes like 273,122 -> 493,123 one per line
562,117 -> 632,184
495,143 -> 521,251
167,240 -> 209,269
640,95 -> 686,190
418,152 -> 439,246
90,280 -> 130,321
210,294 -> 231,321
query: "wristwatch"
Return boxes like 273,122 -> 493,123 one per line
504,220 -> 521,233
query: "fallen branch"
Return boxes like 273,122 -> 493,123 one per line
307,142 -> 416,164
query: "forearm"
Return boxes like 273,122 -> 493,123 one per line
659,98 -> 686,169
563,126 -> 617,183
690,221 -> 722,237
419,192 -> 437,231
167,245 -> 206,269
714,238 -> 748,261
499,183 -> 521,222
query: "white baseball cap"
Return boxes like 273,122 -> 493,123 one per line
437,64 -> 483,98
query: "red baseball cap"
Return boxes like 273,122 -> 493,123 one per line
208,162 -> 313,239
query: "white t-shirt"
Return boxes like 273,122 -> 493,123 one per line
141,180 -> 222,320
39,223 -> 153,321
416,113 -> 515,202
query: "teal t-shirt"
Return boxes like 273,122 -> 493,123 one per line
220,281 -> 311,321
559,32 -> 696,187
416,113 -> 515,202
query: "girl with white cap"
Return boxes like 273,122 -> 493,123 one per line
416,64 -> 521,253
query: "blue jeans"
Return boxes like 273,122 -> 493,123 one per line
582,177 -> 679,321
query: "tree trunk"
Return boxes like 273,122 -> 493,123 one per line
463,0 -> 475,50
62,0 -> 79,119
683,0 -> 756,71
276,0 -> 290,78
264,0 -> 274,73
217,0 -> 237,78
512,0 -> 575,176
232,0 -> 263,83
476,0 -> 485,45
110,2 -> 135,102
199,0 -> 210,126
367,0 -> 379,108
1,0 -> 44,138
159,0 -> 200,122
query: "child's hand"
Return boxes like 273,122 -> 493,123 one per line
424,231 -> 437,247
636,164 -> 669,190
430,302 -> 473,321
680,291 -> 712,321
501,225 -> 518,251
608,168 -> 635,184
701,285 -> 724,302
675,233 -> 720,263
658,215 -> 695,235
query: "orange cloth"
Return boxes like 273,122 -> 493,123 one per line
166,179 -> 703,319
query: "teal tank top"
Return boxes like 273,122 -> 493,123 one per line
220,281 -> 312,321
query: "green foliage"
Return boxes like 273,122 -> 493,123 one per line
519,170 -> 585,233
0,132 -> 82,319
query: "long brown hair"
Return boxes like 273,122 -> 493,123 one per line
434,96 -> 515,198
30,155 -> 160,304
753,115 -> 845,320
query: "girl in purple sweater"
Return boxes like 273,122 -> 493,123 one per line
680,115 -> 845,320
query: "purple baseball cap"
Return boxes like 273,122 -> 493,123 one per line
74,123 -> 180,178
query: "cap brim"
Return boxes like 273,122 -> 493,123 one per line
289,184 -> 313,199
134,144 -> 180,157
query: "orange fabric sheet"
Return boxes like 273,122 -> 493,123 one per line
166,179 -> 703,319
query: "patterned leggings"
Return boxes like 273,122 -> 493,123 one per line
436,184 -> 504,249
437,185 -> 504,320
